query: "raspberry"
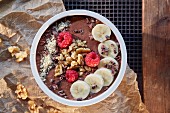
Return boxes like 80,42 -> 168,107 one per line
57,32 -> 73,48
85,52 -> 100,67
65,70 -> 78,83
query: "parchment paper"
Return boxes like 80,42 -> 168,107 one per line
0,0 -> 149,113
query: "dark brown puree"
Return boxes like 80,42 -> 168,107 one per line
36,16 -> 121,100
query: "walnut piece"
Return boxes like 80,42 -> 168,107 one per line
0,38 -> 2,43
68,42 -> 78,52
54,64 -> 63,76
56,54 -> 64,61
8,46 -> 20,56
76,48 -> 91,54
61,49 -> 68,55
71,51 -> 77,60
15,83 -> 28,100
15,51 -> 28,62
47,108 -> 62,113
28,100 -> 39,113
79,67 -> 86,72
84,66 -> 92,72
70,61 -> 78,69
79,72 -> 84,76
76,39 -> 87,47
66,57 -> 72,64
77,54 -> 84,65
8,46 -> 28,62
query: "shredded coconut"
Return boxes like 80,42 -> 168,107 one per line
40,54 -> 53,81
45,35 -> 56,54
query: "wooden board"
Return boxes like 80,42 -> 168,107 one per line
142,0 -> 170,113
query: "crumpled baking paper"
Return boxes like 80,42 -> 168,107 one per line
0,0 -> 149,113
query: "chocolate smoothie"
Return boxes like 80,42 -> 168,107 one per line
36,16 -> 121,101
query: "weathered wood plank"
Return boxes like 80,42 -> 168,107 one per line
142,0 -> 170,113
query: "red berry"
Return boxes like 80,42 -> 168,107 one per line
65,70 -> 78,83
85,52 -> 100,67
57,32 -> 73,48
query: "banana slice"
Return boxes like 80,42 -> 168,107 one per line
94,68 -> 113,86
70,80 -> 90,99
98,40 -> 118,58
92,24 -> 111,42
84,74 -> 104,93
98,57 -> 119,75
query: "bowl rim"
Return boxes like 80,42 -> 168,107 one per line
30,10 -> 127,106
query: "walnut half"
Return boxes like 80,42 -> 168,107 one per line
47,108 -> 63,113
15,51 -> 28,62
54,64 -> 63,77
8,46 -> 28,62
70,61 -> 78,69
77,54 -> 84,65
76,48 -> 91,54
8,46 -> 20,57
15,83 -> 28,100
28,100 -> 39,113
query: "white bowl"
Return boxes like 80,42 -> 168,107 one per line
30,10 -> 127,106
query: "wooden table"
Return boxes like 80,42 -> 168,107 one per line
143,0 -> 170,113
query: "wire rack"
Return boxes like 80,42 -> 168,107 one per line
63,0 -> 143,99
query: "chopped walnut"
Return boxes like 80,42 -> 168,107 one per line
15,83 -> 28,100
15,51 -> 28,62
0,38 -> 2,43
66,57 -> 72,64
70,61 -> 78,69
84,66 -> 92,72
76,48 -> 91,54
8,46 -> 28,62
76,39 -> 87,47
61,49 -> 70,58
54,64 -> 63,76
63,61 -> 68,66
28,100 -> 39,113
47,108 -> 62,113
79,67 -> 86,72
8,46 -> 20,56
56,54 -> 64,61
61,49 -> 68,55
77,54 -> 84,65
68,42 -> 77,52
71,51 -> 77,60
79,72 -> 84,76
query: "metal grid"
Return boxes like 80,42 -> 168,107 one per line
63,0 -> 143,98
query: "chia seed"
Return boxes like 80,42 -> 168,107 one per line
114,49 -> 117,54
56,80 -> 61,86
92,85 -> 97,89
77,98 -> 83,101
74,29 -> 79,33
111,68 -> 115,74
49,85 -> 54,90
105,35 -> 110,39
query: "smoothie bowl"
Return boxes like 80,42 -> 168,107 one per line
30,10 -> 127,106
